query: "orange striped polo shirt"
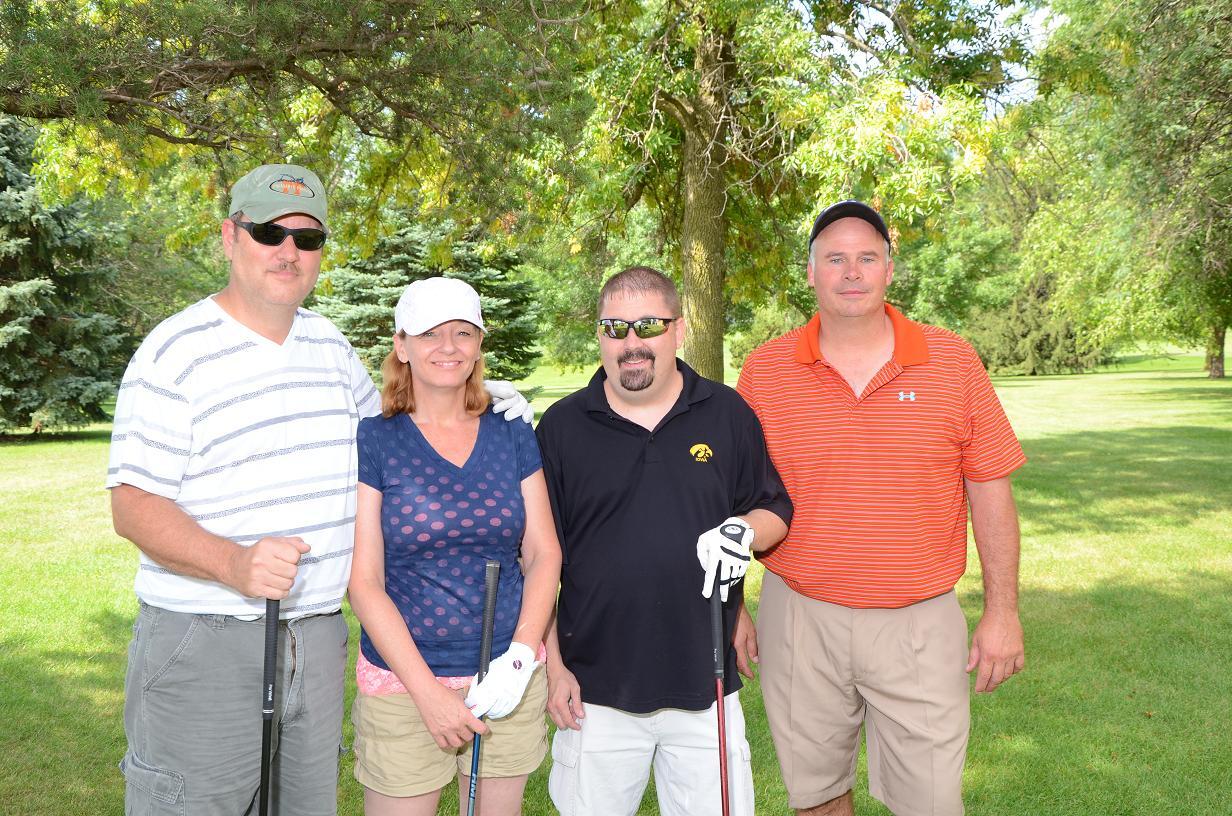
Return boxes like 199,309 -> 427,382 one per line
737,305 -> 1025,608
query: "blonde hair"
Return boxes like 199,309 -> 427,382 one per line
380,333 -> 489,418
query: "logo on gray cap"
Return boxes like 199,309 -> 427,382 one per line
267,175 -> 317,198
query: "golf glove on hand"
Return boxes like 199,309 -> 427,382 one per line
465,641 -> 538,719
697,517 -> 754,602
485,380 -> 534,424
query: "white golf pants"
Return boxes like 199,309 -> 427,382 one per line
548,690 -> 754,816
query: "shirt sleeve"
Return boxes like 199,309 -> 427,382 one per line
732,396 -> 793,526
513,417 -> 544,481
534,412 -> 569,565
357,417 -> 384,490
105,343 -> 193,499
348,345 -> 382,419
960,345 -> 1027,481
735,358 -> 761,415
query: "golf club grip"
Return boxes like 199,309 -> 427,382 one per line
477,560 -> 501,680
262,599 -> 279,717
710,574 -> 725,679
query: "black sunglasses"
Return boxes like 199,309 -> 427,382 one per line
233,219 -> 327,251
597,317 -> 676,339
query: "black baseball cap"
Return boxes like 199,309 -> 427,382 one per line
807,200 -> 890,248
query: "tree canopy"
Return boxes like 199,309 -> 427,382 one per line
0,0 -> 1228,435
0,1 -> 569,150
523,0 -> 1029,379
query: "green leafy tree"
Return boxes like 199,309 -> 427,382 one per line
0,1 -> 574,153
729,300 -> 808,370
531,0 -> 1028,379
0,115 -> 126,431
2,0 -> 585,277
1034,0 -> 1232,377
314,219 -> 540,382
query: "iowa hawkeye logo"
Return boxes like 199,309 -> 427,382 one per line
268,175 -> 317,198
690,443 -> 713,462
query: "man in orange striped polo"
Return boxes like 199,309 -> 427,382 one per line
737,201 -> 1027,816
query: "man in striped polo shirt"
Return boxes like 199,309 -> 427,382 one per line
737,201 -> 1027,816
105,164 -> 531,814
107,164 -> 377,815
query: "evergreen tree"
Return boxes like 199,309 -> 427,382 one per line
0,115 -> 126,432
965,274 -> 1108,375
316,219 -> 539,383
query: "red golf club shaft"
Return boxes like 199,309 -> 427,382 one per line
710,573 -> 731,816
716,676 -> 730,816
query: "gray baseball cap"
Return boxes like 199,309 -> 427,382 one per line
228,164 -> 328,232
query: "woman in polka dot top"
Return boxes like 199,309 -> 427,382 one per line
348,278 -> 562,814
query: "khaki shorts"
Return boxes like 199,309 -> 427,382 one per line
757,571 -> 970,816
351,668 -> 549,797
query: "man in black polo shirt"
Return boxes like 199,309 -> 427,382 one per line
537,266 -> 792,816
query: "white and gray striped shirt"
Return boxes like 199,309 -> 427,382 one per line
106,296 -> 382,618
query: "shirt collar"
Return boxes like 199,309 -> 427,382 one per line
794,303 -> 930,367
583,358 -> 714,415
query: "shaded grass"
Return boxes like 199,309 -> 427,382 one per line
1,359 -> 1230,814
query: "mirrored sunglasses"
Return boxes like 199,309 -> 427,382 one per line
597,317 -> 676,340
233,219 -> 327,252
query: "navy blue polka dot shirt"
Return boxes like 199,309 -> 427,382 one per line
357,409 -> 542,676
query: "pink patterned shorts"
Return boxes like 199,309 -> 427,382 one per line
356,643 -> 548,696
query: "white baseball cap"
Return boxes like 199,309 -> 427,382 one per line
394,277 -> 486,336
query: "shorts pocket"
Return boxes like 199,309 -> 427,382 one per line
127,614 -> 142,666
547,728 -> 580,815
550,727 -> 579,768
120,752 -> 185,815
142,613 -> 201,693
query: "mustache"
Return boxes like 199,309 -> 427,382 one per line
618,349 -> 655,365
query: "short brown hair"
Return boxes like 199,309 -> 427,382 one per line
598,266 -> 681,317
380,334 -> 489,418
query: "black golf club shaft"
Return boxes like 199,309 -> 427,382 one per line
468,560 -> 501,816
259,598 -> 279,816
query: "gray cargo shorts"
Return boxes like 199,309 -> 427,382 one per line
120,602 -> 347,815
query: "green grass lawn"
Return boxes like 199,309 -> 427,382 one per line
2,351 -> 1230,814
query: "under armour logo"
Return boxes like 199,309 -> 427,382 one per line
512,659 -> 523,670
898,391 -> 916,401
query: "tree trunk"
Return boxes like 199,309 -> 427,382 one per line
680,128 -> 727,381
677,23 -> 731,383
1207,321 -> 1226,379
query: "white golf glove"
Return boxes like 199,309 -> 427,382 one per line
485,379 -> 535,424
697,517 -> 754,602
464,641 -> 538,719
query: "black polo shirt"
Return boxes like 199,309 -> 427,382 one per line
536,360 -> 792,713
